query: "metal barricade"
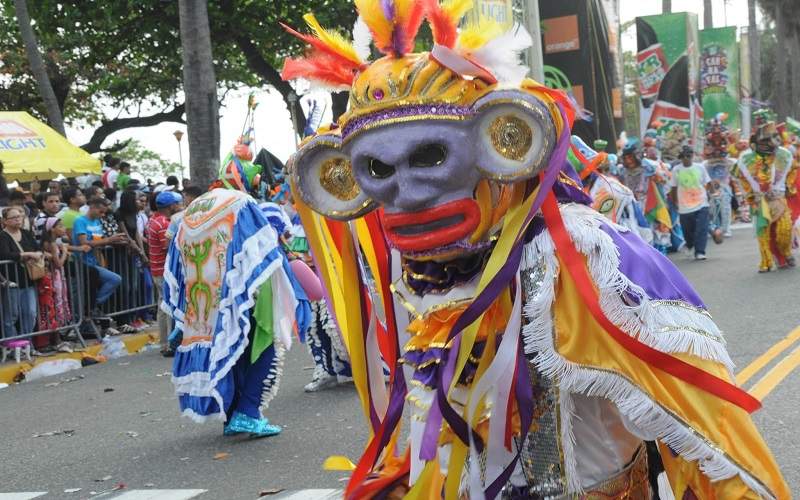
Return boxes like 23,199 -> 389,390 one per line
0,257 -> 89,349
95,246 -> 158,323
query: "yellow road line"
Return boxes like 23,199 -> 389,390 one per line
736,326 -> 800,385
748,344 -> 800,401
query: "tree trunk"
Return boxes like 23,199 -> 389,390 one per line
13,0 -> 65,136
178,0 -> 219,190
748,0 -> 761,103
662,0 -> 671,14
774,1 -> 788,121
703,0 -> 713,29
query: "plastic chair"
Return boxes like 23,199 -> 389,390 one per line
1,339 -> 32,364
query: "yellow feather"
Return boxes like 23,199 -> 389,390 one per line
354,0 -> 394,50
441,0 -> 472,21
393,0 -> 414,22
303,13 -> 363,65
457,20 -> 504,51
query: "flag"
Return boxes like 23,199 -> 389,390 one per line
644,179 -> 672,229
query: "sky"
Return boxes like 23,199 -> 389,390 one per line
64,0 -> 762,180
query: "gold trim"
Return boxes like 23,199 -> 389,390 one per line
657,325 -> 723,342
650,299 -> 714,319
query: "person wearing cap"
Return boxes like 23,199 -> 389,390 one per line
72,197 -> 128,317
670,146 -> 713,261
147,190 -> 183,356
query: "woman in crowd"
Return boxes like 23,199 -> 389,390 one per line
115,191 -> 149,330
0,207 -> 42,339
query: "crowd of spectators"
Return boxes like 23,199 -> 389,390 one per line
0,156 -> 200,357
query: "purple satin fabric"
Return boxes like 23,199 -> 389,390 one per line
599,222 -> 706,308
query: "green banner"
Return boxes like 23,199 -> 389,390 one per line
700,27 -> 740,131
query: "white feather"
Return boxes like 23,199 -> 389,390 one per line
470,23 -> 532,85
353,16 -> 373,62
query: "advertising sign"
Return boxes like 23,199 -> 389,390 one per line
636,13 -> 701,145
539,0 -> 624,151
699,27 -> 740,131
468,0 -> 514,31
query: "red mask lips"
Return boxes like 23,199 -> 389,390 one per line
380,198 -> 481,252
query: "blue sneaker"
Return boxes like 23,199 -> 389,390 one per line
223,411 -> 281,438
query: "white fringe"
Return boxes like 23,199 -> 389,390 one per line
259,340 -> 287,416
180,407 -> 225,424
522,203 -> 734,375
519,204 -> 774,499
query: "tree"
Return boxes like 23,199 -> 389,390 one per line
11,0 -> 64,135
178,0 -> 219,190
703,0 -> 713,29
662,0 -> 671,14
0,1 -> 358,153
115,139 -> 182,182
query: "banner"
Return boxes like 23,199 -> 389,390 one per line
636,13 -> 701,145
539,0 -> 624,151
700,27 -> 740,131
468,0 -> 514,31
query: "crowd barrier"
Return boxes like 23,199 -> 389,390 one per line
0,245 -> 158,351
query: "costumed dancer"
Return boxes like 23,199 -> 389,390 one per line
703,114 -> 734,240
660,123 -> 688,164
727,129 -> 753,223
282,2 -> 788,498
644,145 -> 674,253
619,138 -> 656,244
263,190 -> 353,392
734,119 -> 797,272
162,142 -> 310,437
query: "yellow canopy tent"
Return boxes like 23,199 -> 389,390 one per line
0,111 -> 101,183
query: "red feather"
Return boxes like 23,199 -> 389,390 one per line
396,1 -> 427,55
281,52 -> 357,89
281,22 -> 365,71
425,0 -> 458,48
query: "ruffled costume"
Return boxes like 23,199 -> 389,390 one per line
280,1 -> 789,498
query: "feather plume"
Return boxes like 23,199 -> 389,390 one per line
393,0 -> 426,55
282,53 -> 357,91
458,23 -> 532,85
352,16 -> 373,61
426,0 -> 472,48
354,0 -> 395,54
302,13 -> 364,66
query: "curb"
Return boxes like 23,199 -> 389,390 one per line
0,330 -> 159,385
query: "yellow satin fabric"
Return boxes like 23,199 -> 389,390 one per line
551,256 -> 790,499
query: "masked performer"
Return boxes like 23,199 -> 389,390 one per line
282,3 -> 788,498
703,115 -> 734,239
162,145 -> 309,436
735,120 -> 796,272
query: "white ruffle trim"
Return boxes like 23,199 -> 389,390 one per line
259,341 -> 287,416
521,203 -> 733,375
520,203 -> 772,498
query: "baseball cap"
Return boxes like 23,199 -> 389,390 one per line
156,191 -> 183,208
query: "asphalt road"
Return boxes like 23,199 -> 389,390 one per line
0,225 -> 798,499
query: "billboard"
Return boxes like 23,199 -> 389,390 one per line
636,13 -> 701,145
539,0 -> 624,151
468,0 -> 514,30
700,27 -> 740,131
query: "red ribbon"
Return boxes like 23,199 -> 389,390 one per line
542,193 -> 761,414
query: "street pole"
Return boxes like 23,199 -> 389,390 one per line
522,0 -> 545,82
173,130 -> 185,180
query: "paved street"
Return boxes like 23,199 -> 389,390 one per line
1,225 -> 799,499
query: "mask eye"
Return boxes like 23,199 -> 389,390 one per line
368,158 -> 396,179
409,144 -> 447,168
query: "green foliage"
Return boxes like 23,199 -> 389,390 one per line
0,0 -> 356,147
116,139 -> 182,182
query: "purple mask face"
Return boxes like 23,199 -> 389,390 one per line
346,121 -> 482,214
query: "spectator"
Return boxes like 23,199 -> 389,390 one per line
182,178 -> 192,191
72,197 -> 127,316
47,180 -> 62,198
103,187 -> 118,210
102,157 -> 120,189
116,191 -> 149,331
0,160 -> 10,207
147,191 -> 183,356
166,175 -> 180,192
166,185 -> 203,242
136,191 -> 149,238
670,146 -> 713,261
0,207 -> 42,339
117,162 -> 132,190
60,188 -> 86,242
33,191 -> 62,241
8,191 -> 33,231
38,217 -> 85,350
